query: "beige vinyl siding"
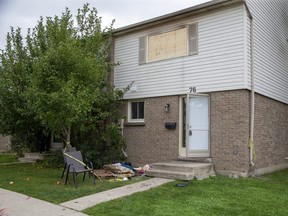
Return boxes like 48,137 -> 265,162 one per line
114,5 -> 245,99
246,11 -> 251,89
246,0 -> 288,104
243,6 -> 251,90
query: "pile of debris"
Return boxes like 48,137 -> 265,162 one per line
93,162 -> 151,180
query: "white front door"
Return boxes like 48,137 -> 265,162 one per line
186,95 -> 210,157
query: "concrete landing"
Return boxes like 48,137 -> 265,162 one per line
60,178 -> 172,211
147,161 -> 215,180
18,152 -> 51,163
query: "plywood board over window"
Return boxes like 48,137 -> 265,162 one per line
148,27 -> 187,62
139,23 -> 198,64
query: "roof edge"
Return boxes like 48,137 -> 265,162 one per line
113,0 -> 245,36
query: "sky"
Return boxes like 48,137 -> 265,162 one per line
0,0 -> 211,50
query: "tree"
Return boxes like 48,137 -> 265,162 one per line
0,4 -> 126,161
0,27 -> 44,153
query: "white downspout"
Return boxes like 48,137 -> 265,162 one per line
246,2 -> 255,167
249,17 -> 255,166
119,119 -> 128,158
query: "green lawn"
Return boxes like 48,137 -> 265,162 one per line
84,169 -> 288,216
0,162 -> 149,204
0,154 -> 18,163
1,156 -> 288,216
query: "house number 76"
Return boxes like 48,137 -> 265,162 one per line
189,87 -> 197,93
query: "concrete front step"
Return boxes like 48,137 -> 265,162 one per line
24,152 -> 51,160
18,157 -> 37,163
152,161 -> 213,173
18,152 -> 52,163
147,169 -> 194,181
178,157 -> 212,163
147,161 -> 215,180
49,148 -> 63,152
50,142 -> 64,150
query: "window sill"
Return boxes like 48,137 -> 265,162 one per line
124,122 -> 145,126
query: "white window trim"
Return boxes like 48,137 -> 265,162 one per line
128,100 -> 145,123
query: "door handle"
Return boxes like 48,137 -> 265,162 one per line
189,130 -> 192,136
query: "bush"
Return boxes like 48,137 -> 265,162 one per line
10,135 -> 34,156
72,123 -> 126,168
9,130 -> 50,156
41,151 -> 64,168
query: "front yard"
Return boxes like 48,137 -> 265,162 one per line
1,155 -> 288,216
84,169 -> 288,216
0,161 -> 149,204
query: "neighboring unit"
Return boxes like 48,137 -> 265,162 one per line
112,0 -> 288,176
0,135 -> 10,153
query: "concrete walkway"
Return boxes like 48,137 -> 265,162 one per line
61,178 -> 172,211
0,188 -> 87,216
0,178 -> 172,215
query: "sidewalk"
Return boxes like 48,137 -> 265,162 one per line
61,178 -> 172,211
0,188 -> 87,216
0,178 -> 172,215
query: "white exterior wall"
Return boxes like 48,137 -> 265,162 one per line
114,5 -> 246,99
246,0 -> 288,104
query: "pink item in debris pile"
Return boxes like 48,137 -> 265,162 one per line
137,170 -> 145,175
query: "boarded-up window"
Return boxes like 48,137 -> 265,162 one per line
139,23 -> 198,64
148,28 -> 187,62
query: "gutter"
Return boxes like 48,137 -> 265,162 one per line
113,0 -> 245,36
244,2 -> 255,167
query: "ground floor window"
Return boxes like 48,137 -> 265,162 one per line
128,100 -> 144,122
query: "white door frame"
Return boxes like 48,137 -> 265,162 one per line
186,94 -> 210,157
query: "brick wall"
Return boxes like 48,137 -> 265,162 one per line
123,96 -> 179,166
210,90 -> 250,174
122,90 -> 288,173
253,94 -> 288,169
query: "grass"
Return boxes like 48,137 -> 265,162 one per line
84,169 -> 288,216
0,154 -> 18,163
1,154 -> 288,215
0,162 -> 149,204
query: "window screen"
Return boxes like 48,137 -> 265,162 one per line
131,101 -> 144,119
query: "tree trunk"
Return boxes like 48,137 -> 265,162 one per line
63,126 -> 72,149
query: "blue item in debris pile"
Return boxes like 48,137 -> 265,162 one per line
120,162 -> 137,173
